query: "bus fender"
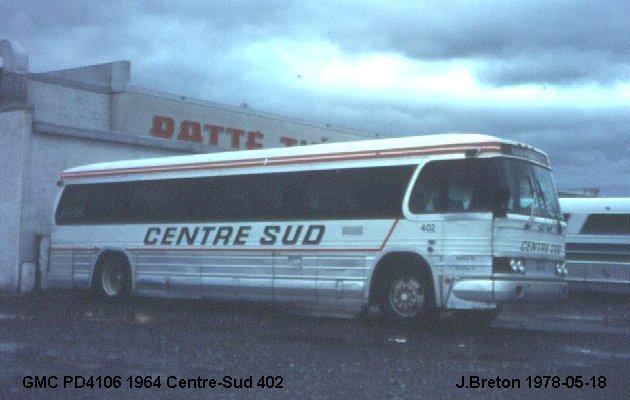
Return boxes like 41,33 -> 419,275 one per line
367,251 -> 436,307
90,248 -> 135,294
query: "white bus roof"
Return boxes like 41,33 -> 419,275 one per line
60,133 -> 543,181
560,197 -> 630,214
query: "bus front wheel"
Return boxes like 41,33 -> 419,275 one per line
380,268 -> 433,323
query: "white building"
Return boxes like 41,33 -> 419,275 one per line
0,39 -> 373,293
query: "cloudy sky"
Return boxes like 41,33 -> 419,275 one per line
2,1 -> 630,194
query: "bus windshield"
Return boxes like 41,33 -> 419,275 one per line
409,157 -> 561,219
501,158 -> 561,219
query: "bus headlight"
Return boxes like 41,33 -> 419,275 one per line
493,257 -> 526,274
509,259 -> 526,273
555,262 -> 567,276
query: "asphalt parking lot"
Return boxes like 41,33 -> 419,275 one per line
1,290 -> 629,399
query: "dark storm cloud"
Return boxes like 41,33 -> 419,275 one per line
140,1 -> 297,29
3,0 -> 629,85
313,1 -> 630,85
475,49 -> 630,85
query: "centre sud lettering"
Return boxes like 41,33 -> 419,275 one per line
143,225 -> 325,247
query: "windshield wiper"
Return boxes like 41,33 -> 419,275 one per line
530,170 -> 562,233
524,173 -> 541,229
533,178 -> 552,219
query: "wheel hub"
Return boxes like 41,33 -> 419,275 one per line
102,265 -> 123,296
389,277 -> 424,317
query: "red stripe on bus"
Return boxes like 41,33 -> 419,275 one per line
60,142 -> 503,180
51,247 -> 376,253
379,219 -> 399,251
49,247 -> 98,252
126,247 -> 378,253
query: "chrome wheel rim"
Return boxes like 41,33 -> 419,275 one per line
101,265 -> 123,296
388,277 -> 424,317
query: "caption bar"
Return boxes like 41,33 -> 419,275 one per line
22,375 -> 284,390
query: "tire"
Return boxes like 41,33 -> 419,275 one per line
94,258 -> 131,300
380,268 -> 434,324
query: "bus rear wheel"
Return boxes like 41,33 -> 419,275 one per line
95,258 -> 131,300
380,269 -> 433,323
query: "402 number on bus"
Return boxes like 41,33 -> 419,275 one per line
421,224 -> 436,233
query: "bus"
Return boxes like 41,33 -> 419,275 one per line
47,134 -> 568,322
561,197 -> 630,294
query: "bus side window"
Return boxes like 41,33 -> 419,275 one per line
580,214 -> 630,234
447,166 -> 475,211
304,170 -> 357,218
409,159 -> 495,214
83,183 -> 132,223
409,160 -> 475,213
409,162 -> 446,213
56,185 -> 88,224
249,173 -> 302,220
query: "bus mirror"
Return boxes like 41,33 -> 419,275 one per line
493,189 -> 509,218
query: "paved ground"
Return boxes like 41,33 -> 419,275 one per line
1,290 -> 629,399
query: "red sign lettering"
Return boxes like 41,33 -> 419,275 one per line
226,128 -> 244,149
204,124 -> 223,145
150,115 -> 174,138
178,120 -> 203,143
280,136 -> 298,146
149,115 -> 317,150
246,130 -> 264,150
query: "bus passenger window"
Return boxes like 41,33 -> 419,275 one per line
409,159 -> 495,214
409,162 -> 446,212
447,168 -> 474,211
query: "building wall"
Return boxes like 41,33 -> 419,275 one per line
0,109 -> 32,291
28,79 -> 110,132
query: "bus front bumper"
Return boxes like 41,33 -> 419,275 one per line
444,278 -> 568,309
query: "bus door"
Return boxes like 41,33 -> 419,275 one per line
408,159 -> 495,274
